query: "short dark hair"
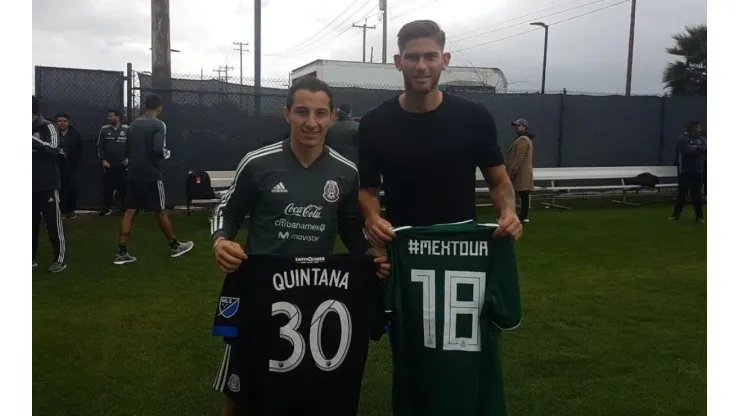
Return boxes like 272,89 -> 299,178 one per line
108,109 -> 122,118
55,112 -> 70,121
686,121 -> 701,132
397,20 -> 446,52
144,94 -> 163,110
33,95 -> 39,115
338,103 -> 352,114
287,76 -> 334,111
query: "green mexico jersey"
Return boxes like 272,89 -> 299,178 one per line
386,220 -> 522,416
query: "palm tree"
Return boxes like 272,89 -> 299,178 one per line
662,24 -> 707,96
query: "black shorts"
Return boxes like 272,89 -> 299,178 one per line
214,340 -> 245,403
124,180 -> 166,212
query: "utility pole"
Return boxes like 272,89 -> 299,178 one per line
352,19 -> 376,62
625,0 -> 637,96
233,41 -> 250,85
380,0 -> 388,63
151,0 -> 172,103
530,22 -> 549,94
212,67 -> 224,81
254,0 -> 262,115
370,46 -> 374,63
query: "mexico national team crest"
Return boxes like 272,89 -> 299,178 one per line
228,374 -> 240,392
323,180 -> 340,203
219,297 -> 240,319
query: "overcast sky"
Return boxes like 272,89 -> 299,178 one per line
32,0 -> 706,94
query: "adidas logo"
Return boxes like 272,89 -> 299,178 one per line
271,182 -> 288,193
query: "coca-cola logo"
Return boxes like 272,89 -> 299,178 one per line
284,203 -> 323,219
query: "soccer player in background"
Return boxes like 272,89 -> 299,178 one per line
113,94 -> 194,265
211,76 -> 389,416
358,20 -> 522,244
33,96 -> 67,273
97,109 -> 128,216
326,102 -> 360,164
670,121 -> 706,223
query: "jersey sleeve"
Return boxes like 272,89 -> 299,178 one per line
152,120 -> 168,159
473,104 -> 505,169
357,115 -> 382,189
486,238 -> 522,330
212,271 -> 244,339
211,156 -> 257,242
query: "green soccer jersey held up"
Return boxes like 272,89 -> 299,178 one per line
386,220 -> 522,416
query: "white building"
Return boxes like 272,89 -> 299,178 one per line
290,59 -> 508,92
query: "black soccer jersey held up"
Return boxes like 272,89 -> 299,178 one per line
213,254 -> 386,415
357,93 -> 505,227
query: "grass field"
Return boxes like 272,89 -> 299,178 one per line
32,202 -> 707,416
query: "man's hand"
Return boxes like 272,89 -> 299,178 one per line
493,210 -> 523,241
364,213 -> 395,248
214,237 -> 248,273
102,160 -> 111,168
123,158 -> 129,166
367,247 -> 391,280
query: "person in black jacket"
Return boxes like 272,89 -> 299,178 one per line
670,121 -> 707,223
32,96 -> 67,273
55,113 -> 84,219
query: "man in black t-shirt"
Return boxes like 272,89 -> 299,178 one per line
358,20 -> 523,242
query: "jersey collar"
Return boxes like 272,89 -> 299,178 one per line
282,138 -> 329,170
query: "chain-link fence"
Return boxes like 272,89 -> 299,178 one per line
33,64 -> 706,209
34,66 -> 125,209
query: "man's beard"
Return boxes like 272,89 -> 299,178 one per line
403,71 -> 440,94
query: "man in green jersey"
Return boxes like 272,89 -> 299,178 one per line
386,221 -> 521,416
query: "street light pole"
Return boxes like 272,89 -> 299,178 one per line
530,22 -> 549,94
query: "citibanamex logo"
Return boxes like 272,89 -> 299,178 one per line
284,203 -> 323,219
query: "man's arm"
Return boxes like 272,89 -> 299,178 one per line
211,162 -> 256,243
96,127 -> 106,162
474,105 -> 516,215
357,116 -> 383,222
482,166 -> 516,215
338,175 -> 372,255
32,123 -> 60,157
153,120 -> 169,159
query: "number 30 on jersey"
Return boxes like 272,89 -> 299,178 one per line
412,269 -> 486,352
270,300 -> 352,373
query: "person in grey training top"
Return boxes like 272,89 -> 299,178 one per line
113,94 -> 194,265
326,102 -> 360,164
670,121 -> 706,223
97,109 -> 129,216
32,95 -> 67,273
210,76 -> 389,416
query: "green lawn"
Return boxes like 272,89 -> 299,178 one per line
33,202 -> 707,416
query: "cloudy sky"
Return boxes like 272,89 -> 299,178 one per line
32,0 -> 706,94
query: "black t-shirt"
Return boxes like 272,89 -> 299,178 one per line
212,254 -> 386,415
358,93 -> 505,227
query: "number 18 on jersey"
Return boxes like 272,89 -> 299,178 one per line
386,221 -> 522,416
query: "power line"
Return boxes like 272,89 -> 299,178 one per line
448,0 -> 585,40
449,0 -> 614,45
390,0 -> 441,21
448,0 -> 630,53
267,0 -> 369,56
271,4 -> 379,59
